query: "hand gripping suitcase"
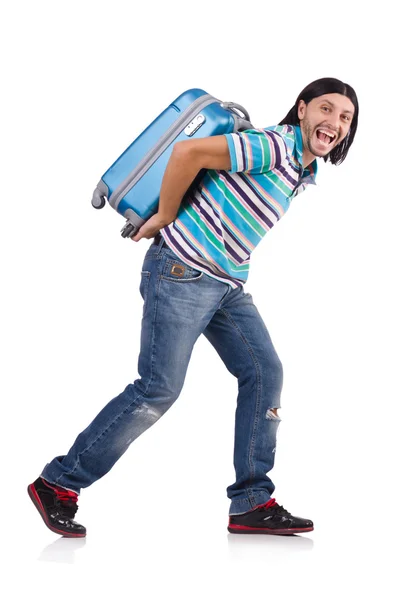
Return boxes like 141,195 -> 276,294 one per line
91,88 -> 253,238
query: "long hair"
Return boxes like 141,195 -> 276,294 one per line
278,78 -> 359,165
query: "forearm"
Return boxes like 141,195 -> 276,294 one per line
157,144 -> 201,224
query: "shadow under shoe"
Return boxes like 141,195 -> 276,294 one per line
228,498 -> 313,535
28,477 -> 86,538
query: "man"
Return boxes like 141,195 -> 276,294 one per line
28,78 -> 358,537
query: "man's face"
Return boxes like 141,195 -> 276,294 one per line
298,93 -> 355,158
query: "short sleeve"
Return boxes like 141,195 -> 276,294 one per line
225,128 -> 287,175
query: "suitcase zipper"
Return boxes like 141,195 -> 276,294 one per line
109,93 -> 220,210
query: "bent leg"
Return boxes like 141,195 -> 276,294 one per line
41,242 -> 226,494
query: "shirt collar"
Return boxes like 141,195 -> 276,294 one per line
293,125 -> 318,185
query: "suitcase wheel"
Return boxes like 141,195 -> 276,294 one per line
121,222 -> 137,238
91,191 -> 106,210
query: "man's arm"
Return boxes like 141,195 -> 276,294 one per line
157,135 -> 231,224
130,128 -> 286,241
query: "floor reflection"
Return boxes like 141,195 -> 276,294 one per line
228,532 -> 314,554
38,537 -> 87,563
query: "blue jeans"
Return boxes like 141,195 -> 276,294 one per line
41,235 -> 283,515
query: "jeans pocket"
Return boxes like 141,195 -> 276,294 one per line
161,258 -> 204,283
139,271 -> 151,317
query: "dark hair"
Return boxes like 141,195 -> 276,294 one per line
278,77 -> 359,165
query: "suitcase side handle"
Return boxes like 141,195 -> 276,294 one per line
220,102 -> 253,131
220,101 -> 251,122
233,116 -> 254,131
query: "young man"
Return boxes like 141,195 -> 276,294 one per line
28,78 -> 358,537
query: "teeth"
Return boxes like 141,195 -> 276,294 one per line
318,128 -> 336,140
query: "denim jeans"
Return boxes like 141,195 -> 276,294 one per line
41,235 -> 283,515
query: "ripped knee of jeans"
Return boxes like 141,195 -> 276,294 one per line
266,407 -> 281,421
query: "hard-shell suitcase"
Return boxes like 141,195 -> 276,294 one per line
91,88 -> 252,238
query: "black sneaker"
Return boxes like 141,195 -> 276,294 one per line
28,477 -> 86,537
228,498 -> 313,535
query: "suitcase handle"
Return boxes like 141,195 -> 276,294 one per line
220,102 -> 251,122
220,102 -> 253,131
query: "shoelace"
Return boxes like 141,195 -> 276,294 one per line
259,498 -> 292,517
55,487 -> 78,503
54,486 -> 79,519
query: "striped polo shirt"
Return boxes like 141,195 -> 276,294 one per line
160,124 -> 318,289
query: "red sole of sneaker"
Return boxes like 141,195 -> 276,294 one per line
27,483 -> 86,538
228,524 -> 313,535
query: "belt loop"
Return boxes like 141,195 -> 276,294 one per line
154,232 -> 166,254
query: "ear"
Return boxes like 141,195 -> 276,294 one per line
297,99 -> 306,121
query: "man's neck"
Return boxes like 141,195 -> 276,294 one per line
302,150 -> 316,169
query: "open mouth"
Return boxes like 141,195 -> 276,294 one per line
315,128 -> 336,147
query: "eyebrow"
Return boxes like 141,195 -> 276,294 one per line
321,99 -> 354,115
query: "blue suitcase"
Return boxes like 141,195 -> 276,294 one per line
91,88 -> 252,238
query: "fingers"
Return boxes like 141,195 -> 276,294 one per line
130,228 -> 159,242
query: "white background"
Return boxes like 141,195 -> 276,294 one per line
1,0 -> 395,597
